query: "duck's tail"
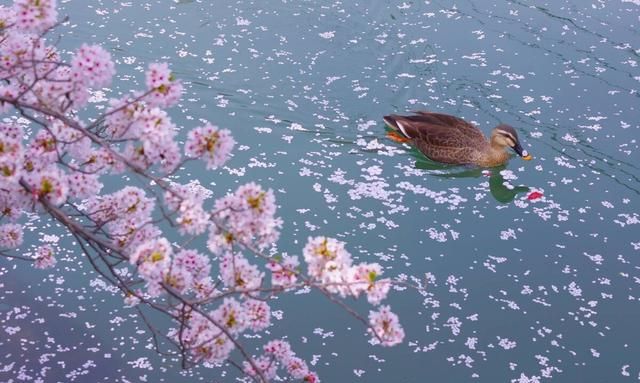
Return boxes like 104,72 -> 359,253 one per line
383,115 -> 411,143
383,115 -> 400,131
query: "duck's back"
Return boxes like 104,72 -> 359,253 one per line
385,112 -> 488,165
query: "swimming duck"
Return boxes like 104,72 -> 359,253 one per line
383,111 -> 532,167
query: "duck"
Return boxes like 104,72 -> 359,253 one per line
383,111 -> 532,167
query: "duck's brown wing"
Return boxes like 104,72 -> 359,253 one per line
385,113 -> 486,165
410,124 -> 481,165
412,111 -> 486,142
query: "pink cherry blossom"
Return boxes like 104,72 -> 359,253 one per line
164,183 -> 212,234
23,167 -> 69,206
0,187 -> 29,221
136,107 -> 176,143
31,66 -> 77,110
0,33 -> 31,78
0,6 -> 16,29
194,333 -> 235,364
0,123 -> 22,151
66,172 -> 103,199
173,249 -> 211,283
164,182 -> 204,211
70,44 -> 115,88
120,107 -> 182,173
319,260 -> 351,297
211,298 -> 247,334
129,237 -> 172,273
266,254 -> 300,288
192,276 -> 218,300
0,223 -> 23,248
104,95 -> 146,139
159,265 -> 192,296
112,224 -> 161,256
82,147 -> 124,174
303,371 -> 320,383
157,140 -> 181,173
243,299 -> 271,332
365,277 -> 391,305
49,119 -> 93,161
25,129 -> 58,170
302,236 -> 352,279
257,340 -> 319,382
368,305 -> 405,346
243,355 -> 278,380
0,157 -> 20,186
210,182 -> 282,253
219,252 -> 264,292
0,84 -> 19,113
129,237 -> 173,295
172,310 -> 236,364
13,0 -> 57,33
206,225 -> 235,255
0,123 -> 22,180
123,292 -> 141,307
33,244 -> 56,269
347,262 -> 391,305
263,339 -> 294,361
175,198 -> 209,235
235,181 -> 277,218
86,187 -> 155,234
144,62 -> 183,108
184,123 -> 235,169
285,356 -> 310,379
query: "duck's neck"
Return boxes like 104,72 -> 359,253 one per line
479,144 -> 510,167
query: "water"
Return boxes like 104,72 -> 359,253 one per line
1,0 -> 639,382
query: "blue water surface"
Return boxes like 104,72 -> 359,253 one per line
1,1 -> 639,382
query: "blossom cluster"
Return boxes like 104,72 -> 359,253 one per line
164,183 -> 210,236
71,44 -> 115,88
33,244 -> 56,269
168,298 -> 272,363
368,305 -> 405,347
0,223 -> 23,249
184,122 -> 235,169
1,4 -> 114,111
208,182 -> 282,254
13,0 -> 57,33
85,187 -> 158,255
266,253 -> 300,288
244,339 -> 319,382
0,1 -> 408,380
121,106 -> 182,173
303,236 -> 402,346
145,62 -> 183,108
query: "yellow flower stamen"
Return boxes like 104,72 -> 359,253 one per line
1,165 -> 13,177
235,272 -> 245,287
150,251 -> 164,262
40,178 -> 53,195
205,132 -> 220,153
318,238 -> 335,260
226,312 -> 237,328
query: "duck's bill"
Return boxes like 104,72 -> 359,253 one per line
512,143 -> 532,161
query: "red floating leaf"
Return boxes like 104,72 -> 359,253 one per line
527,191 -> 543,200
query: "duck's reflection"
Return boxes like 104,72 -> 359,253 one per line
412,149 -> 529,203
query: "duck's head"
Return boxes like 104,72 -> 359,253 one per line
490,124 -> 532,161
